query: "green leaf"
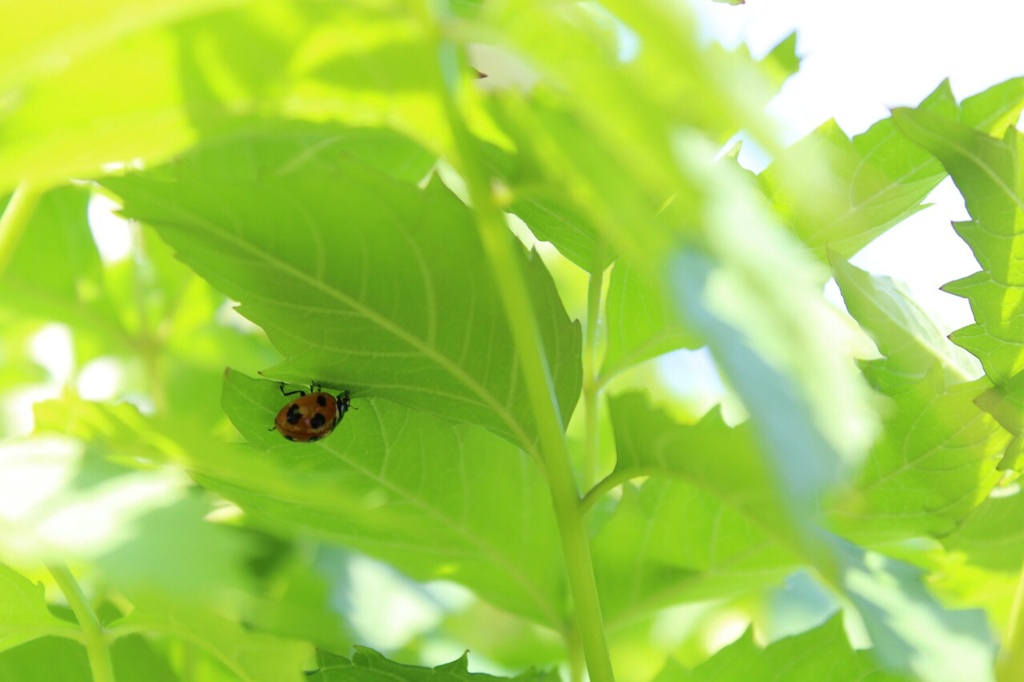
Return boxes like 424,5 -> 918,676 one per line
607,394 -> 795,544
960,77 -> 1024,136
592,478 -> 797,624
488,27 -> 799,276
943,489 -> 1024,572
0,563 -> 78,649
104,151 -> 582,452
663,615 -> 908,681
670,247 -> 872,528
826,369 -> 1007,543
145,121 -> 436,186
0,0 -> 451,194
759,82 -> 957,261
760,33 -> 800,87
601,257 -> 704,379
0,185 -> 129,351
114,602 -> 311,682
603,395 -> 994,679
308,646 -> 558,681
830,253 -> 979,385
214,370 -> 566,629
0,637 -> 91,682
506,194 -> 612,274
973,371 -> 1024,469
595,395 -> 797,621
832,539 -> 995,682
893,107 -> 1024,384
0,435 -> 190,563
109,631 -> 179,682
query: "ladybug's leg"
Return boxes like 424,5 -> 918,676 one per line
279,383 -> 306,398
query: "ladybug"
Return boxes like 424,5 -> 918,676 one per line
272,383 -> 351,442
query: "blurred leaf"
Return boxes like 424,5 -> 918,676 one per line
148,121 -> 436,186
760,33 -> 800,87
660,615 -> 908,681
759,82 -> 957,261
109,632 -> 178,682
308,646 -> 558,681
0,0 -> 452,194
0,435 -> 188,562
3,408 -> 263,608
0,637 -> 91,682
670,246 -> 872,534
439,600 -> 565,671
602,258 -> 704,380
114,601 -> 311,682
0,563 -> 78,647
95,492 -> 255,607
214,370 -> 566,629
832,539 -> 994,682
0,0 -> 231,192
0,185 -> 129,351
105,151 -> 582,451
246,550 -> 350,652
489,25 -> 800,275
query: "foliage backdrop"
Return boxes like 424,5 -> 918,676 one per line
1,1 -> 1024,681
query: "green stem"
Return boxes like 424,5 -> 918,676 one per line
422,21 -> 615,682
997,554 -> 1024,681
581,470 -> 639,515
0,182 -> 43,277
582,244 -> 607,488
48,564 -> 115,682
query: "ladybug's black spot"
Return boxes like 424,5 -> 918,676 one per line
310,413 -> 327,429
316,395 -> 328,407
286,404 -> 303,425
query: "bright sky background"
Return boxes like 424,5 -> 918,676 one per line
657,1 -> 1024,406
696,0 -> 1024,334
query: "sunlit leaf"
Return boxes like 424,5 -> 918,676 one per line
894,107 -> 1024,385
826,369 -> 1006,543
0,563 -> 78,647
831,253 -> 979,385
216,370 -> 566,629
601,258 -> 703,380
114,602 -> 311,682
105,144 -> 582,452
660,615 -> 908,681
593,478 -> 797,624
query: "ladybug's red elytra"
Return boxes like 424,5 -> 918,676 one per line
273,383 -> 351,442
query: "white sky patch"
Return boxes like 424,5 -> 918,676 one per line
87,191 -> 133,263
28,324 -> 73,383
77,357 -> 124,401
697,0 -> 1024,140
693,0 -> 1024,338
